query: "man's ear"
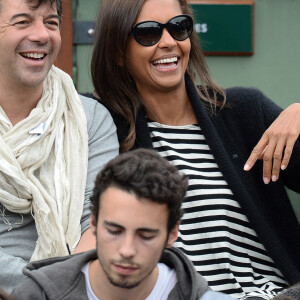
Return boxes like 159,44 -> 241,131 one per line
90,214 -> 97,236
166,222 -> 180,248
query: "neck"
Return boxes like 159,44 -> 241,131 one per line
138,83 -> 197,126
0,85 -> 43,126
89,260 -> 159,300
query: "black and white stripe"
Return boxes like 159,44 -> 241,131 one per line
148,121 -> 288,299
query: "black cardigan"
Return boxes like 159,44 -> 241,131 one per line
86,76 -> 300,285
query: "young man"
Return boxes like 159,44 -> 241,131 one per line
0,0 -> 118,292
12,149 -> 235,300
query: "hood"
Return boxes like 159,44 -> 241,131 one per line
17,247 -> 208,300
161,247 -> 210,300
20,250 -> 96,300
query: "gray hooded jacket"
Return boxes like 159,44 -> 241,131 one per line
12,247 -> 210,300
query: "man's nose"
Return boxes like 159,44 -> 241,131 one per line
28,21 -> 50,44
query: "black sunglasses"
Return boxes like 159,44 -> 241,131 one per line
130,14 -> 193,47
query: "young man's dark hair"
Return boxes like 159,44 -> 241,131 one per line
90,148 -> 188,234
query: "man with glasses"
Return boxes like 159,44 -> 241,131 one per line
12,149 -> 235,300
0,0 -> 118,293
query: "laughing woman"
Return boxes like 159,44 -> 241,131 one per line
88,0 -> 300,298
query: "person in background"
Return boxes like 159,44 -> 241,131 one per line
0,288 -> 14,300
0,0 -> 118,293
87,0 -> 300,298
13,149 -> 235,300
274,282 -> 300,300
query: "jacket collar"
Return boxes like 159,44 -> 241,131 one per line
21,248 -> 208,300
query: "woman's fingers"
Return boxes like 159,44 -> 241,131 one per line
281,134 -> 298,170
244,103 -> 300,183
244,135 -> 268,171
245,134 -> 290,184
261,136 -> 277,184
269,137 -> 286,182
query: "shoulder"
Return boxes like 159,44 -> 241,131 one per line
12,277 -> 44,299
192,84 -> 277,117
162,247 -> 210,299
79,94 -> 112,123
162,247 -> 209,284
225,86 -> 269,107
220,87 -> 282,122
78,94 -> 116,134
13,250 -> 97,299
224,86 -> 282,111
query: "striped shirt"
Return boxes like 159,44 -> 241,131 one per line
148,120 -> 288,300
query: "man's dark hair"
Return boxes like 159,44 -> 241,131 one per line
90,149 -> 188,234
28,0 -> 62,20
0,0 -> 63,21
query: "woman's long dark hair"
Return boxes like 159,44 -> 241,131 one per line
91,0 -> 225,152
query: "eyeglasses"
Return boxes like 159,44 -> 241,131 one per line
130,14 -> 193,46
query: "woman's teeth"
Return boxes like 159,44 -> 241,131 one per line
153,57 -> 178,64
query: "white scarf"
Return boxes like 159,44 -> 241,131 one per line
0,66 -> 88,261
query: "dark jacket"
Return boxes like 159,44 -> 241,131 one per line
12,247 -> 210,300
86,75 -> 300,285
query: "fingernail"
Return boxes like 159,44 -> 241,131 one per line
272,175 -> 277,182
281,165 -> 286,170
244,164 -> 250,171
263,177 -> 270,184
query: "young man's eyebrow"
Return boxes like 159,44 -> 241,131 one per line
103,221 -> 159,233
137,228 -> 159,234
103,221 -> 124,229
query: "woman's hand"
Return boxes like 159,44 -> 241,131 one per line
244,103 -> 300,184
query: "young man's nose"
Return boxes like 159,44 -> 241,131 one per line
119,235 -> 137,258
